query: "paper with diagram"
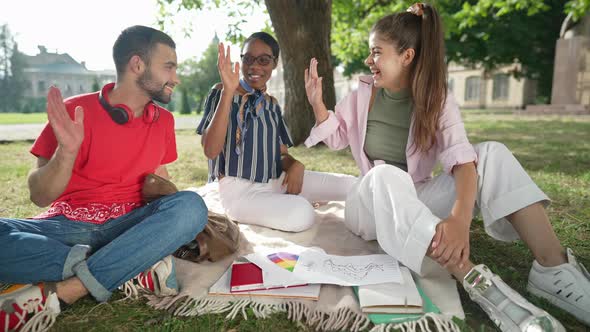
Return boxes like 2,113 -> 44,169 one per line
293,249 -> 402,286
246,246 -> 402,286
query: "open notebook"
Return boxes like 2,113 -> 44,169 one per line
230,261 -> 307,292
357,266 -> 422,314
209,264 -> 321,300
354,266 -> 442,324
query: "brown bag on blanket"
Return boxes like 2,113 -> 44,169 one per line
142,173 -> 240,262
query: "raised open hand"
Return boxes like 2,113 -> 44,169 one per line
217,42 -> 240,93
46,86 -> 84,156
304,58 -> 324,108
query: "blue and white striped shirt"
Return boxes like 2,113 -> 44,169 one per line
196,87 -> 294,183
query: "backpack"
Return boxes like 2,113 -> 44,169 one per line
142,173 -> 240,262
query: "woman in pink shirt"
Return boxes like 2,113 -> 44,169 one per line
304,3 -> 588,331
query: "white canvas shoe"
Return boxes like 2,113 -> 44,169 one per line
463,264 -> 565,332
121,255 -> 179,299
528,248 -> 590,326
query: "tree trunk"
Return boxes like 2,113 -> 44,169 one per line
265,0 -> 334,146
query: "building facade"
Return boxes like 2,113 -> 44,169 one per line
447,62 -> 537,109
23,46 -> 115,99
551,15 -> 590,107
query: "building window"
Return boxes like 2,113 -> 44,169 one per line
38,81 -> 46,93
465,76 -> 480,101
448,78 -> 454,92
492,74 -> 509,100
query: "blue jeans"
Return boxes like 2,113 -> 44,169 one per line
0,191 -> 208,302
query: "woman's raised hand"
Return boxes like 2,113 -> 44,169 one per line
304,58 -> 324,109
217,42 -> 240,93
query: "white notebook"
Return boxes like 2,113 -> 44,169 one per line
357,266 -> 423,314
209,265 -> 321,300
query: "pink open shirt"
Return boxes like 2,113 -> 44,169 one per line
304,75 -> 477,183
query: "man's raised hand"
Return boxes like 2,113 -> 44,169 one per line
46,86 -> 84,157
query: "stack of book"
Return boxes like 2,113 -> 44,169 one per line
354,266 -> 440,324
209,260 -> 321,300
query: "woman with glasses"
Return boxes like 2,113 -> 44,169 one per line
197,32 -> 355,232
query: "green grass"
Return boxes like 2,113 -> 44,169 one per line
0,113 -> 589,331
175,112 -> 203,117
0,112 -> 48,125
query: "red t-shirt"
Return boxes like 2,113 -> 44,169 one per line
29,87 -> 177,223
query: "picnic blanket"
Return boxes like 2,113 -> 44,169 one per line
145,183 -> 465,332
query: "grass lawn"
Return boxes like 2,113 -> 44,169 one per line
0,113 -> 588,331
0,112 -> 49,125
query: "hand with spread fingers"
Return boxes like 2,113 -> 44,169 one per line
430,216 -> 471,269
46,86 -> 84,157
217,42 -> 240,94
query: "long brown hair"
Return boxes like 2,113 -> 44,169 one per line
371,3 -> 447,152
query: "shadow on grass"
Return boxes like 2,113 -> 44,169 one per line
466,118 -> 590,177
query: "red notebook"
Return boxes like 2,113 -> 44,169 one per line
230,262 -> 266,292
229,261 -> 307,293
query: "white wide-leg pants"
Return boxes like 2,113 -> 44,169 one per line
344,142 -> 550,274
219,170 -> 358,232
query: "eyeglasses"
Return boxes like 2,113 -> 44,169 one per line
240,54 -> 276,66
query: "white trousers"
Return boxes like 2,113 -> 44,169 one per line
344,142 -> 550,274
219,170 -> 358,232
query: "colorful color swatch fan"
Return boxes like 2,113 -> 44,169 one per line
267,252 -> 299,272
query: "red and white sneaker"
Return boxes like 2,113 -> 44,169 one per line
0,283 -> 60,332
121,256 -> 179,299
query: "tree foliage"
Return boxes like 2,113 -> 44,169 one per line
92,77 -> 100,92
444,0 -> 567,99
159,0 -> 334,145
565,0 -> 590,21
178,37 -> 220,114
331,0 -> 577,99
157,0 -> 268,44
180,87 -> 192,114
159,0 -> 588,137
0,25 -> 27,113
331,1 -> 414,76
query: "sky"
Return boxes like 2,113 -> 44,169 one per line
0,0 -> 267,71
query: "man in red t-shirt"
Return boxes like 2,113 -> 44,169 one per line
0,26 -> 207,326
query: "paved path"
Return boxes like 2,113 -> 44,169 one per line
0,116 -> 201,142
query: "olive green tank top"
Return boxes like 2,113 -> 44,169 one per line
364,88 -> 412,171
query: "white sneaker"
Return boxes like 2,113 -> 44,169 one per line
463,264 -> 565,332
121,256 -> 179,299
527,248 -> 590,326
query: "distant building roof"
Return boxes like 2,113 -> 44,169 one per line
23,45 -> 91,75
